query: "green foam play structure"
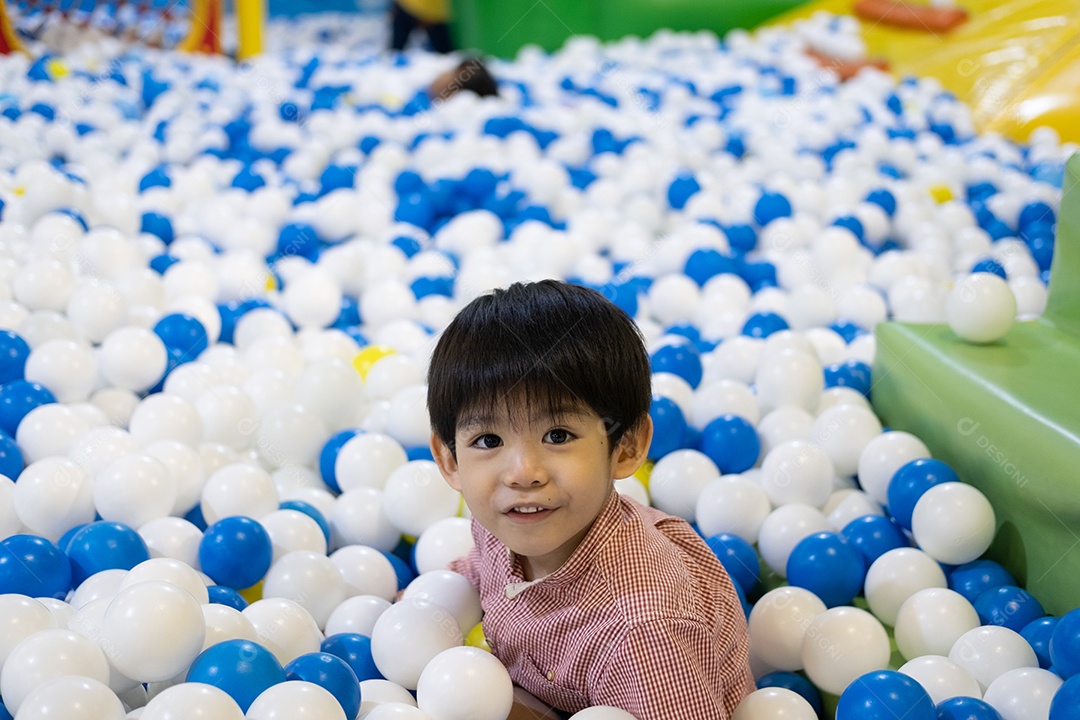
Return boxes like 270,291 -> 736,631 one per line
873,153 -> 1080,617
450,0 -> 808,57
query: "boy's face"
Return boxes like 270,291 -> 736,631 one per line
431,403 -> 652,581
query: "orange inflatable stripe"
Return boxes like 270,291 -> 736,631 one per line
854,0 -> 968,33
805,48 -> 889,80
0,0 -> 22,54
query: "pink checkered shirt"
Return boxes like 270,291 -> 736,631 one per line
449,491 -> 755,719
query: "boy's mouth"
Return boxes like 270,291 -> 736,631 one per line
505,504 -> 555,522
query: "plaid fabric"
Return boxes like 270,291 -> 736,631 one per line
450,492 -> 755,719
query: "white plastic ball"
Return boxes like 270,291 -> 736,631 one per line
128,395 -> 203,448
809,404 -> 882,478
759,440 -> 835,508
13,457 -> 94,541
414,517 -> 474,575
650,370 -> 694,419
103,580 -> 206,683
801,606 -> 890,696
330,488 -> 401,552
330,544 -> 400,601
245,680 -> 346,720
94,453 -> 176,528
119,558 -> 209,605
857,431 -> 930,506
648,449 -> 720,522
195,385 -> 259,451
325,595 -> 393,638
334,432 -> 408,492
946,273 -> 1016,344
823,489 -> 883,531
415,646 -> 514,720
139,682 -> 244,720
364,703 -> 430,719
66,279 -> 127,344
757,504 -> 831,577
365,355 -> 425,402
15,403 -> 92,464
898,655 -> 982,705
14,675 -> 125,720
864,548 -> 948,626
294,359 -> 364,431
381,461 -> 461,537
756,406 -> 815,457
384,385 -> 432,449
262,550 -> 347,630
234,308 -> 294,350
143,440 -> 206,515
703,336 -> 762,385
242,598 -> 323,666
0,628 -> 110,714
23,338 -> 97,402
755,350 -> 823,414
69,569 -> 128,610
690,379 -> 760,429
982,667 -> 1062,720
255,404 -> 330,469
98,327 -> 168,393
403,571 -> 482,637
0,595 -> 55,675
948,626 -> 1038,693
200,462 -> 278,526
370,597 -> 464,690
747,586 -> 827,671
732,687 -> 817,719
911,482 -> 995,565
137,517 -> 203,567
260,509 -> 328,561
201,604 -> 260,651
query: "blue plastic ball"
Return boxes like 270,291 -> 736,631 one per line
974,585 -> 1045,633
699,415 -> 759,474
0,380 -> 56,435
741,311 -> 789,339
381,550 -> 416,591
199,516 -> 273,590
667,172 -> 700,210
971,259 -> 1007,280
1049,675 -> 1080,720
277,222 -> 321,260
949,560 -> 1017,604
396,191 -> 435,230
285,652 -> 361,720
319,429 -> 359,493
0,699 -> 10,720
787,532 -> 866,608
1022,616 -> 1059,669
650,341 -> 703,388
724,224 -> 757,253
0,534 -> 72,598
866,188 -> 897,216
152,313 -> 209,363
756,671 -> 823,715
207,585 -> 249,611
837,670 -> 935,720
887,458 -> 960,530
684,248 -> 737,287
140,211 -> 175,245
1050,608 -> 1080,679
186,640 -> 286,712
841,514 -> 910,565
1018,201 -> 1054,229
936,696 -> 1004,720
0,429 -> 23,479
753,190 -> 792,226
648,395 -> 688,459
321,633 -> 383,682
279,500 -> 331,545
461,167 -> 498,200
705,533 -> 760,593
65,521 -> 151,586
0,330 -> 31,384
824,359 -> 873,397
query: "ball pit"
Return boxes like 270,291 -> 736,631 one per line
0,4 -> 1076,719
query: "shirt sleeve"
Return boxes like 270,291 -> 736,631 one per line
593,618 -> 752,720
447,542 -> 481,588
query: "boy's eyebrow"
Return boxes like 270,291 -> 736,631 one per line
457,403 -> 591,432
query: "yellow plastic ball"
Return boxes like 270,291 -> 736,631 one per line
465,622 -> 491,652
929,184 -> 954,203
633,460 -> 654,490
352,345 -> 396,380
239,580 -> 264,604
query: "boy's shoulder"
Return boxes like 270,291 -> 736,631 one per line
587,496 -> 729,627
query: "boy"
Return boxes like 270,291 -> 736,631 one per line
428,280 -> 755,719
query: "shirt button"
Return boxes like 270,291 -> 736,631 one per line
546,670 -> 554,682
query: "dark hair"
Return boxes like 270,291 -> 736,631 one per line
427,280 -> 650,455
438,57 -> 499,99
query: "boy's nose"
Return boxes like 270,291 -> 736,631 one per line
502,447 -> 548,487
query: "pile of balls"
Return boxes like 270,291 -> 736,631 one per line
0,8 -> 1077,720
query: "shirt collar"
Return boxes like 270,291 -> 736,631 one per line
505,489 -> 625,593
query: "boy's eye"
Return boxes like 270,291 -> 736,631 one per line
545,428 -> 573,444
473,434 -> 502,449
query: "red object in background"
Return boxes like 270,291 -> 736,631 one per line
854,0 -> 969,32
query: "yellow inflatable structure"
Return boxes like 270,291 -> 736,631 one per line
772,0 -> 1080,144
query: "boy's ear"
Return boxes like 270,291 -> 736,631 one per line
612,415 -> 653,479
430,432 -> 462,491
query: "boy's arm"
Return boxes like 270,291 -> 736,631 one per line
593,619 -> 754,720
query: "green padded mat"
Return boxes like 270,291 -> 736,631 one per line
873,153 -> 1080,617
450,0 -> 808,57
